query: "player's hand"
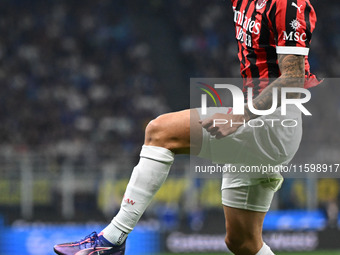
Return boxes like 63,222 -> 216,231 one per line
199,113 -> 245,139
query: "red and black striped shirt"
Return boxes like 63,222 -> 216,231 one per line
232,0 -> 318,98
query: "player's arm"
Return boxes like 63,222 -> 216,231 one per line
244,54 -> 305,121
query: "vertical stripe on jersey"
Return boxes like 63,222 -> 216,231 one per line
256,4 -> 271,97
304,1 -> 312,47
259,1 -> 272,48
269,2 -> 278,44
259,0 -> 279,82
237,0 -> 253,79
285,0 -> 298,47
246,1 -> 260,97
239,0 -> 252,78
239,0 -> 254,99
238,43 -> 246,74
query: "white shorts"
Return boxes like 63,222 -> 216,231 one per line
196,105 -> 302,210
222,181 -> 280,212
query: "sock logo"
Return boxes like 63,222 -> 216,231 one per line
123,196 -> 135,205
117,232 -> 126,245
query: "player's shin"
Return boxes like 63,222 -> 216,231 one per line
102,145 -> 174,245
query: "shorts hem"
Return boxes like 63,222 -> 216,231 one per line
221,199 -> 270,212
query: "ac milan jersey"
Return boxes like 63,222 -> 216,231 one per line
231,0 -> 318,98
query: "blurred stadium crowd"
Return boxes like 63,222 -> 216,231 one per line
0,0 -> 339,225
0,0 -> 170,158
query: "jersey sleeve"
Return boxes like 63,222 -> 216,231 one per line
269,0 -> 317,56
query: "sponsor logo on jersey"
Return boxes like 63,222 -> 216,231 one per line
233,7 -> 261,47
290,19 -> 302,31
233,7 -> 261,35
291,2 -> 303,13
283,19 -> 307,42
256,0 -> 267,10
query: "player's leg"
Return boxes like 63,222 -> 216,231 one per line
222,184 -> 277,255
54,109 -> 202,255
101,109 -> 202,243
196,106 -> 300,255
224,206 -> 266,254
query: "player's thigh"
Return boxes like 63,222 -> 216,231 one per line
144,109 -> 202,155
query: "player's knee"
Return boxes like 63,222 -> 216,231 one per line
145,112 -> 190,153
145,115 -> 171,149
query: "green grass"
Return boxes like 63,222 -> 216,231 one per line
160,252 -> 340,255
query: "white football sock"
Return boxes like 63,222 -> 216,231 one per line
255,242 -> 275,255
102,145 -> 174,245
